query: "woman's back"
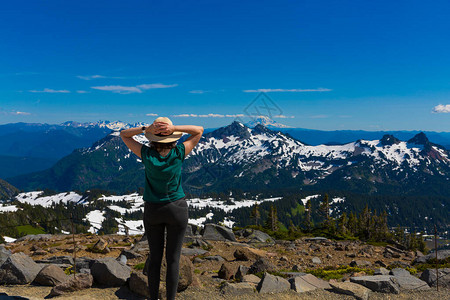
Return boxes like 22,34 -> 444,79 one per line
141,143 -> 186,203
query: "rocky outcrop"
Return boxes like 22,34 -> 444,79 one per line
413,250 -> 450,264
129,272 -> 150,298
420,268 -> 450,288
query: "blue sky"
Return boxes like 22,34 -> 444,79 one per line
1,0 -> 449,131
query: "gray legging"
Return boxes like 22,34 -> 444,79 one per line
143,198 -> 188,300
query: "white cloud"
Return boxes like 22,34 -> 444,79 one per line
29,88 -> 70,93
432,104 -> 450,113
91,85 -> 142,94
76,90 -> 89,94
243,88 -> 332,93
189,90 -> 208,94
91,83 -> 177,94
146,113 -> 158,116
273,114 -> 295,119
172,113 -> 244,118
137,83 -> 178,89
309,114 -> 329,119
13,111 -> 31,115
77,75 -> 106,80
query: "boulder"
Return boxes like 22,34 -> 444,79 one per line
241,274 -> 260,285
392,271 -> 430,290
15,234 -> 52,242
233,247 -> 264,261
129,272 -> 150,298
413,250 -> 450,264
330,282 -> 370,300
48,274 -> 93,298
247,230 -> 274,244
311,257 -> 321,264
181,248 -> 208,256
218,263 -> 235,280
350,275 -> 400,294
0,252 -> 42,284
257,272 -> 290,293
36,256 -> 74,266
202,224 -> 236,241
374,267 -> 390,275
119,249 -> 143,260
419,268 -> 450,288
304,237 -> 328,242
248,258 -> 275,274
34,264 -> 69,286
0,245 -> 12,266
221,282 -> 255,296
91,238 -> 108,252
91,258 -> 131,287
350,260 -> 372,267
235,265 -> 249,281
204,255 -> 224,262
291,273 -> 330,290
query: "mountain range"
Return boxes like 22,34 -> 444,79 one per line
6,121 -> 450,199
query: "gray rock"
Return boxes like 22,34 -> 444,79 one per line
291,273 -> 330,290
419,268 -> 450,288
311,257 -> 321,264
34,264 -> 69,286
235,265 -> 249,281
117,255 -> 127,265
221,282 -> 255,296
374,267 -> 390,275
218,263 -> 235,280
129,272 -> 150,298
257,272 -> 290,293
350,275 -> 400,294
247,230 -> 274,244
0,252 -> 42,284
48,273 -> 93,298
234,247 -> 263,261
15,234 -> 52,242
75,257 -> 96,270
241,274 -> 260,285
193,257 -> 204,264
350,260 -> 372,267
181,248 -> 208,256
393,272 -> 430,290
390,268 -> 410,277
305,237 -> 328,242
248,258 -> 275,274
91,258 -> 131,287
0,245 -> 12,266
202,223 -> 236,241
119,249 -> 142,260
204,255 -> 224,262
414,250 -> 450,264
35,256 -> 74,265
331,282 -> 370,300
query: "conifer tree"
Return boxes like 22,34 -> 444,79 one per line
302,200 -> 313,232
265,205 -> 279,231
250,204 -> 261,227
337,212 -> 348,235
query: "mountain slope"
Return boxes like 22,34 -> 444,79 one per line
0,179 -> 19,200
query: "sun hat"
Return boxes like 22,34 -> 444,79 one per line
144,117 -> 183,143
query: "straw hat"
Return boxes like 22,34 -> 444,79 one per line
144,117 -> 183,143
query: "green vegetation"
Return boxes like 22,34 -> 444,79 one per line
16,225 -> 46,235
133,263 -> 146,270
415,257 -> 450,272
306,265 -> 374,281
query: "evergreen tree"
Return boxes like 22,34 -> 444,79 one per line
302,200 -> 313,232
337,212 -> 348,235
250,204 -> 261,227
264,205 -> 279,231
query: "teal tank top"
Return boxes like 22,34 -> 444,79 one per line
141,143 -> 186,203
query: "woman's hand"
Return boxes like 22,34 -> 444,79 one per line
147,122 -> 174,135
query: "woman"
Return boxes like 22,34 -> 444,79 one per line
120,117 -> 203,300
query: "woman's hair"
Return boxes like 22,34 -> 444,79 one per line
150,141 -> 177,151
